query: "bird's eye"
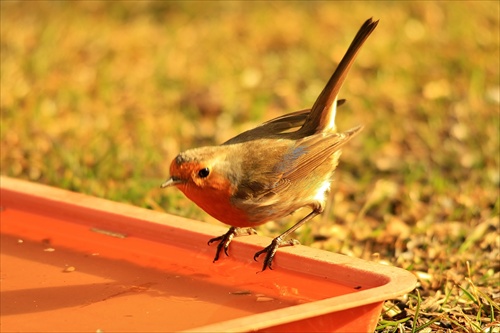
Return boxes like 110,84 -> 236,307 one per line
197,167 -> 210,178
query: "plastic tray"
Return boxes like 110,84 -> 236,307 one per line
0,176 -> 416,332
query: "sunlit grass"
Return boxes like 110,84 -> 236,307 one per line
1,2 -> 499,332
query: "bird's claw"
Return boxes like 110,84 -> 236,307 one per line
254,238 -> 299,271
208,227 -> 257,263
254,243 -> 278,271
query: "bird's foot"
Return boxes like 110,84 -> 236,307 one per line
208,227 -> 256,263
254,237 -> 300,271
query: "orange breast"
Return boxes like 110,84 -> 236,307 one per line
177,176 -> 256,228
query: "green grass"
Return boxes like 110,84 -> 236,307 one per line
1,2 -> 499,332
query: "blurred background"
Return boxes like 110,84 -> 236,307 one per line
1,1 -> 498,264
2,2 -> 499,331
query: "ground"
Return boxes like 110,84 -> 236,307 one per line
1,2 -> 498,332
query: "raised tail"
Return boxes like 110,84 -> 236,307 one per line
298,18 -> 378,135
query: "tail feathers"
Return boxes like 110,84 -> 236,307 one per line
299,18 -> 378,135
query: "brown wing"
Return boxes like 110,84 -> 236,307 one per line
232,126 -> 362,204
224,109 -> 310,145
272,126 -> 363,194
224,100 -> 346,145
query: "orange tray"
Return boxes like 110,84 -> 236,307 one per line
0,176 -> 416,332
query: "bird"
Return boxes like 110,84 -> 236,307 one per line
161,18 -> 378,271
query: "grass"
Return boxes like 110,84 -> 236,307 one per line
1,2 -> 499,332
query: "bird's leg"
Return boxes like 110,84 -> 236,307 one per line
254,209 -> 321,271
208,227 -> 256,263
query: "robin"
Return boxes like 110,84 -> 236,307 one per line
161,18 -> 378,271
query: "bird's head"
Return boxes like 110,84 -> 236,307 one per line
161,147 -> 236,194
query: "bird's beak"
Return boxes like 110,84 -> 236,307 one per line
160,177 -> 184,188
